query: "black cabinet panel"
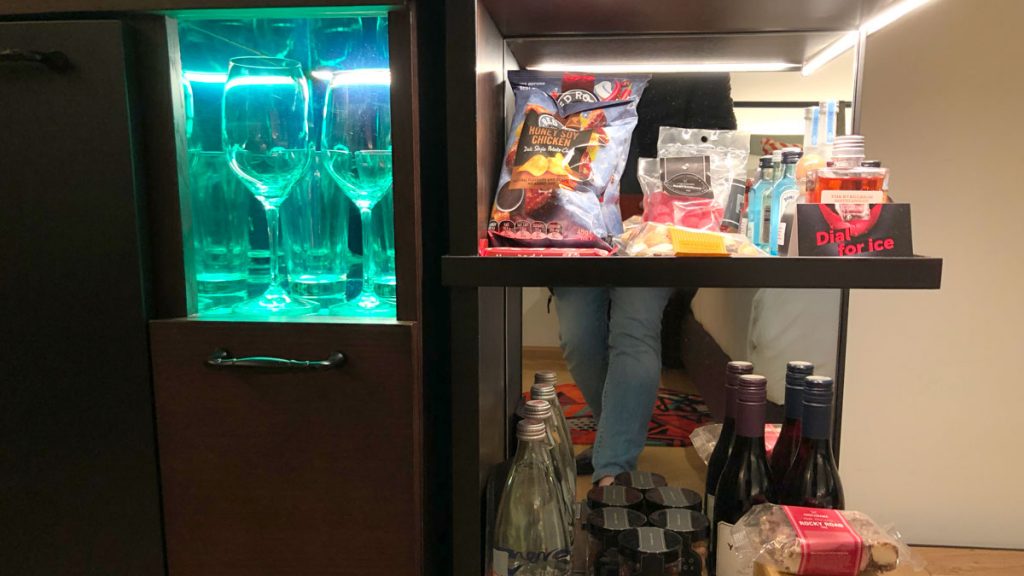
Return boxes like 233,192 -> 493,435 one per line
0,20 -> 163,576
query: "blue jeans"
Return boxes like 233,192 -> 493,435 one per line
552,287 -> 674,481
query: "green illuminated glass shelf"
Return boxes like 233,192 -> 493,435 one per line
174,8 -> 398,321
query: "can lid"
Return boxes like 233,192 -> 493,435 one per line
522,399 -> 552,420
587,506 -> 647,539
618,527 -> 683,563
614,470 -> 668,491
644,486 -> 701,510
759,155 -> 773,168
648,509 -> 709,541
587,485 -> 644,510
516,419 -> 547,441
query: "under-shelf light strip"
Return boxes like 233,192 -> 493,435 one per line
529,62 -> 798,74
802,0 -> 932,76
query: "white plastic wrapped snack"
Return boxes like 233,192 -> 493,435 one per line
730,504 -> 924,576
617,221 -> 768,257
690,423 -> 722,464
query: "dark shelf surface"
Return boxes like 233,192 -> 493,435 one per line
442,255 -> 943,289
0,0 -> 400,18
482,0 -> 889,37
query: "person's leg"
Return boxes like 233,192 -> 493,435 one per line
551,287 -> 610,420
591,286 -> 675,481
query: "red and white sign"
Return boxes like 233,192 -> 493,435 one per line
782,506 -> 864,576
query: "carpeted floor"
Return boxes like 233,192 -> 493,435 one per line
549,382 -> 713,447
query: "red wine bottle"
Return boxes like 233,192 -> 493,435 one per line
710,374 -> 775,576
780,375 -> 845,509
704,361 -> 753,529
769,361 -> 814,495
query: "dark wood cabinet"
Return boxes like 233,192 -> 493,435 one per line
150,320 -> 422,575
0,20 -> 164,576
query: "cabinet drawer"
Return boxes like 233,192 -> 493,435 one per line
150,320 -> 421,576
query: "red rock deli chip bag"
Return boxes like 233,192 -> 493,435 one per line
488,71 -> 649,250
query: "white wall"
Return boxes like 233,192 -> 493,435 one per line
842,0 -> 1024,549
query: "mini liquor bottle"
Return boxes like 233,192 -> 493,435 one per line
768,150 -> 802,256
746,156 -> 772,249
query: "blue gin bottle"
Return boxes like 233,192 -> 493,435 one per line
768,150 -> 802,256
746,155 -> 773,250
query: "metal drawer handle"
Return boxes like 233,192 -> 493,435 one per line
206,348 -> 346,370
0,49 -> 72,71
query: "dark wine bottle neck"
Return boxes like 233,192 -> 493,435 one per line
801,402 -> 833,440
725,384 -> 737,419
784,383 -> 804,420
736,400 -> 766,438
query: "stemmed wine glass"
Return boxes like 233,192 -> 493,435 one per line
222,56 -> 317,316
322,68 -> 393,313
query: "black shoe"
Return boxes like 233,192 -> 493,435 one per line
575,447 -> 594,476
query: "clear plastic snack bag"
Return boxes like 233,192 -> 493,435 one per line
730,504 -> 924,576
655,128 -> 751,231
617,221 -> 768,257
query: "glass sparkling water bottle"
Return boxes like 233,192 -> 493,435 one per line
531,372 -> 576,495
491,420 -> 572,576
523,399 -> 575,539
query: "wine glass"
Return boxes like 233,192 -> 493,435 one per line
322,68 -> 393,313
222,56 -> 317,316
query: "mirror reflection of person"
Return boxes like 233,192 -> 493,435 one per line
554,73 -> 737,485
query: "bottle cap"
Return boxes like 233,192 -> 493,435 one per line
726,360 -> 754,375
533,370 -> 558,384
759,155 -> 773,168
614,470 -> 668,492
786,361 -> 814,377
644,486 -> 702,512
803,375 -> 835,406
648,509 -> 709,543
522,399 -> 552,420
833,135 -> 866,158
516,419 -> 547,441
530,382 -> 557,402
772,149 -> 783,162
861,160 -> 882,168
736,374 -> 767,404
782,150 -> 803,163
618,527 -> 683,565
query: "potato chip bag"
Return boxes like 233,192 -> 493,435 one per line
488,71 -> 649,250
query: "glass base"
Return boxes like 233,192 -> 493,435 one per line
233,285 -> 320,317
330,292 -> 395,317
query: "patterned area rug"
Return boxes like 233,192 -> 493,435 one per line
553,382 -> 713,447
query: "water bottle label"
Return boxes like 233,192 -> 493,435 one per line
492,547 -> 571,575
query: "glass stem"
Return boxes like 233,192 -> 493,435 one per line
265,205 -> 281,290
360,206 -> 377,297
